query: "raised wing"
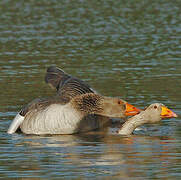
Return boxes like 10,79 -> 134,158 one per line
45,66 -> 96,103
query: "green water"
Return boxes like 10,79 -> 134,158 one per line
0,0 -> 181,179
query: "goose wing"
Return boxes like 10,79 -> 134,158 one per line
57,77 -> 95,103
45,66 -> 96,103
45,66 -> 70,90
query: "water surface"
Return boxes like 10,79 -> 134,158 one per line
0,0 -> 181,179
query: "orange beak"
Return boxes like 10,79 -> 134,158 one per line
161,106 -> 178,118
125,103 -> 141,116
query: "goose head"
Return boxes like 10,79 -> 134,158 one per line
143,103 -> 178,123
118,103 -> 178,135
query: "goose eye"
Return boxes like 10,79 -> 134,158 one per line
118,100 -> 123,105
154,105 -> 157,109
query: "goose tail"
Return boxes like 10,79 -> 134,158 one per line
7,113 -> 24,134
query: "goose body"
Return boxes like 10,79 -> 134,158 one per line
7,66 -> 102,134
7,93 -> 140,135
20,103 -> 82,134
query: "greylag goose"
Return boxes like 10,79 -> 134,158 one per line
118,103 -> 177,135
7,93 -> 140,135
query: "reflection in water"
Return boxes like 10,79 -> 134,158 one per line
0,0 -> 181,179
3,132 -> 180,179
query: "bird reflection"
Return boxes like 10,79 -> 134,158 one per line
8,125 -> 176,179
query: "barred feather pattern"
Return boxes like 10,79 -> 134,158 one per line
57,78 -> 95,104
72,93 -> 103,115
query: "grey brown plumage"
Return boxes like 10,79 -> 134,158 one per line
7,67 -> 141,135
8,93 -> 128,135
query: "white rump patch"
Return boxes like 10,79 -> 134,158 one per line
134,127 -> 144,131
7,113 -> 25,134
